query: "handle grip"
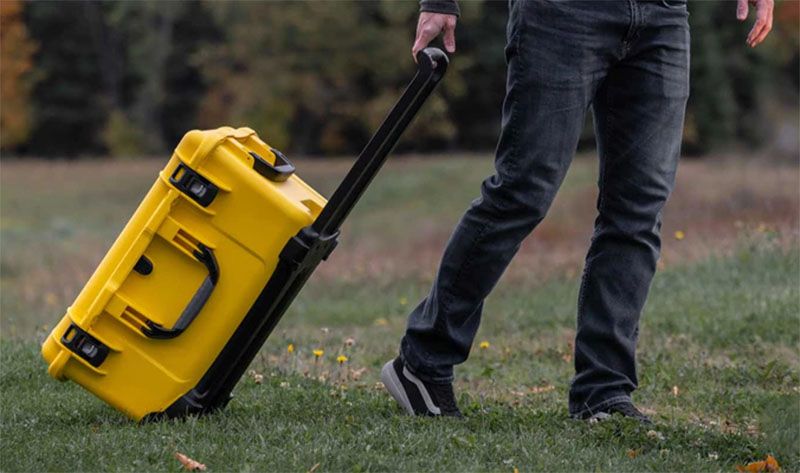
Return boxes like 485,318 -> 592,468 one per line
142,243 -> 219,339
416,47 -> 448,82
311,47 -> 449,237
251,148 -> 295,182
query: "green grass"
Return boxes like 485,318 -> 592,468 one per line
1,246 -> 798,472
1,156 -> 798,471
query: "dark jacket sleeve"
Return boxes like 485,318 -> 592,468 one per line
419,0 -> 460,17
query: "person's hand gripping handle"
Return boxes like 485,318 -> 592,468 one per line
412,12 -> 457,62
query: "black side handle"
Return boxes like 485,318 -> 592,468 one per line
251,148 -> 295,182
142,243 -> 219,339
311,47 -> 448,237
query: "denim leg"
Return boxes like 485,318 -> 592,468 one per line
401,0 -> 621,384
569,1 -> 690,416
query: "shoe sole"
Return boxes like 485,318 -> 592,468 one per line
380,360 -> 415,415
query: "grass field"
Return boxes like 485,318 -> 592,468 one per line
1,154 -> 798,472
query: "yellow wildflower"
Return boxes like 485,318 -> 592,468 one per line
287,343 -> 295,354
313,349 -> 324,358
674,230 -> 685,241
479,341 -> 490,349
337,355 -> 348,364
399,297 -> 408,306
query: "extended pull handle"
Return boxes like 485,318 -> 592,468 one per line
251,148 -> 295,182
311,47 -> 449,237
142,243 -> 219,339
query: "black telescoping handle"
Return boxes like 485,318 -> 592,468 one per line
142,243 -> 219,339
311,47 -> 449,237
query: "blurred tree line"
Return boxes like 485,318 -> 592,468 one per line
1,0 -> 797,158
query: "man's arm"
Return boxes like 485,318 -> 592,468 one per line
412,1 -> 459,61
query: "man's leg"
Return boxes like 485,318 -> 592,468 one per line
399,1 -> 620,386
568,1 -> 691,417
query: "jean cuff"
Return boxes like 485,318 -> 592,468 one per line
569,394 -> 632,419
399,341 -> 454,385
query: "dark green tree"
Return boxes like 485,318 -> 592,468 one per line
103,2 -> 220,155
198,1 -> 457,155
14,0 -> 797,158
445,0 -> 507,150
686,2 -> 737,154
160,1 -> 221,148
25,1 -> 109,157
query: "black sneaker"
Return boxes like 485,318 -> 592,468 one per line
380,358 -> 462,417
579,401 -> 653,424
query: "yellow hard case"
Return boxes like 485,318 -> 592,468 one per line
40,47 -> 449,421
41,127 -> 326,420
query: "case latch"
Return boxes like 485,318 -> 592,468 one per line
61,323 -> 110,367
169,163 -> 219,207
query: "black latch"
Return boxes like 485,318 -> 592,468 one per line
169,163 -> 219,207
61,323 -> 110,367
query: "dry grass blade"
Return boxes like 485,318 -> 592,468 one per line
529,384 -> 555,394
174,452 -> 207,471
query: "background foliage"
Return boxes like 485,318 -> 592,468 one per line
0,0 -> 798,157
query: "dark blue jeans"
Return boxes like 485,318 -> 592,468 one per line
400,0 -> 690,417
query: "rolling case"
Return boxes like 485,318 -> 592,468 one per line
42,48 -> 448,421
